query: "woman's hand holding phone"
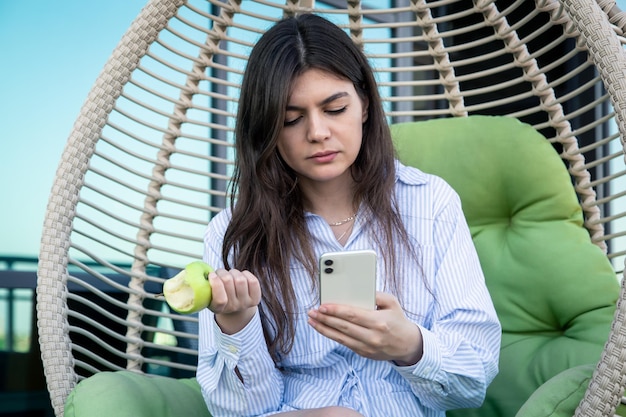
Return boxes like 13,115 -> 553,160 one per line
307,292 -> 424,366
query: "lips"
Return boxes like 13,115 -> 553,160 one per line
310,150 -> 338,163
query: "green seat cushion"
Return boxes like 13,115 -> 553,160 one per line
518,364 -> 595,417
65,371 -> 211,417
516,363 -> 626,417
392,116 -> 619,417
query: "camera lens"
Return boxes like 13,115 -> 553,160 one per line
324,267 -> 333,274
324,259 -> 333,266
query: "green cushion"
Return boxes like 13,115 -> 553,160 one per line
64,371 -> 211,417
516,363 -> 626,417
392,116 -> 619,417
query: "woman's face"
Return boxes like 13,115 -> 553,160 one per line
276,68 -> 368,189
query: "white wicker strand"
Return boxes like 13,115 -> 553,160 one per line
412,0 -> 467,116
36,0 -> 184,414
124,0 -> 238,370
556,0 -> 626,414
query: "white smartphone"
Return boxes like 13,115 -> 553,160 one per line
319,249 -> 377,310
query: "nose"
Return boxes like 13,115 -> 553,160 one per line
306,112 -> 330,142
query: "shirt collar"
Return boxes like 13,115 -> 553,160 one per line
395,160 -> 429,185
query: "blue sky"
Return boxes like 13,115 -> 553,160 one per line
0,1 -> 145,260
1,1 -> 626,261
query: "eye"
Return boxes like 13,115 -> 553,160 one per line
327,106 -> 347,115
284,116 -> 301,127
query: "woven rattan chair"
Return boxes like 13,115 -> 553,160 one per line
37,1 -> 626,416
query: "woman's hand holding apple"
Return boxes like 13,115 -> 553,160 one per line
208,268 -> 262,335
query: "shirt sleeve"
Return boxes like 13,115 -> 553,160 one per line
196,212 -> 285,416
394,181 -> 502,410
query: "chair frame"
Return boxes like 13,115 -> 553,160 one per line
36,1 -> 626,416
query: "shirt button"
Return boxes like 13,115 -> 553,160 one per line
227,345 -> 238,353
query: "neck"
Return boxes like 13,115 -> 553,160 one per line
299,174 -> 357,223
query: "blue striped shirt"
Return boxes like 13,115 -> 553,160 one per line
197,161 -> 501,417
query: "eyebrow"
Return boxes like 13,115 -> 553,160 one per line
286,92 -> 350,111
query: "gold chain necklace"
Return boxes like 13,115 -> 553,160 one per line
336,221 -> 355,243
328,213 -> 357,227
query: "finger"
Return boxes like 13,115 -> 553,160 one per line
308,312 -> 350,340
230,269 -> 259,305
309,307 -> 370,340
317,304 -> 375,329
229,268 -> 247,294
308,313 -> 372,355
209,269 -> 243,311
214,269 -> 261,310
310,305 -> 399,355
208,271 -> 229,311
242,270 -> 262,304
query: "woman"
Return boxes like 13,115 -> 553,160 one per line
197,13 -> 501,417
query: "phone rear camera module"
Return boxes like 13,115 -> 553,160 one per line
324,267 -> 334,274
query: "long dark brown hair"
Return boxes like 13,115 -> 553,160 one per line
222,14 -> 413,362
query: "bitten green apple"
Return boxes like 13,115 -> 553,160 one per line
163,261 -> 214,314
